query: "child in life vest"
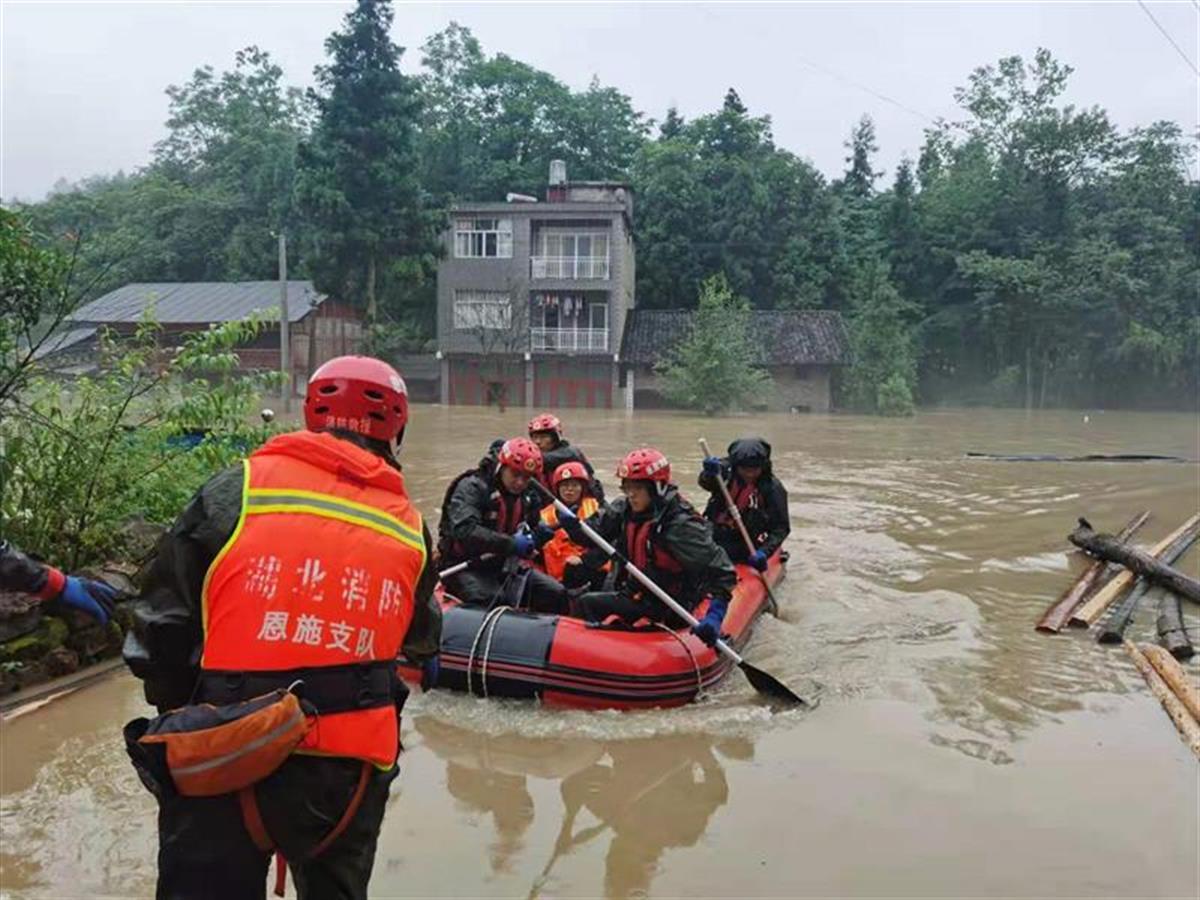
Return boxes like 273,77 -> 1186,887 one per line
537,461 -> 607,587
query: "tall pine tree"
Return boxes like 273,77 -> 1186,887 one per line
297,0 -> 438,320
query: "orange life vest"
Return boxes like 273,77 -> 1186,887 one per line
200,430 -> 427,768
539,496 -> 601,581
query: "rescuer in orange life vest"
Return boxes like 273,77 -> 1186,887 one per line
563,448 -> 736,644
536,460 -> 609,589
122,355 -> 440,900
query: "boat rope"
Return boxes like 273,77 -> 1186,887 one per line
480,607 -> 511,700
467,605 -> 512,698
653,622 -> 704,701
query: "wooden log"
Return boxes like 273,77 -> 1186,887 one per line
1156,590 -> 1194,660
1122,640 -> 1200,760
1097,527 -> 1199,644
1069,516 -> 1200,604
1036,511 -> 1150,633
1069,515 -> 1200,627
1141,643 -> 1200,724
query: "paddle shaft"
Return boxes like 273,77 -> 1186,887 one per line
438,554 -> 495,580
699,437 -> 779,614
534,484 -> 745,665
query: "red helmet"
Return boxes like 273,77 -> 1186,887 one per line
304,356 -> 408,442
551,461 -> 590,490
498,437 -> 543,475
528,413 -> 563,439
616,448 -> 671,484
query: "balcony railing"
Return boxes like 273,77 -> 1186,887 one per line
530,327 -> 609,353
530,256 -> 610,280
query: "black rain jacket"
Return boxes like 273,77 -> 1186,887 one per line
437,445 -> 539,570
698,438 -> 790,558
579,486 -> 735,609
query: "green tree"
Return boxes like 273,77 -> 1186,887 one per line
634,89 -> 839,310
839,115 -> 881,199
657,274 -> 769,415
297,0 -> 440,321
416,23 -> 647,202
154,46 -> 310,278
23,47 -> 309,293
842,257 -> 918,416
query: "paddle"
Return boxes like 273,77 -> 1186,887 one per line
438,553 -> 495,580
532,480 -> 810,707
698,437 -> 780,616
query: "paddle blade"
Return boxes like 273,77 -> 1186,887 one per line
738,661 -> 812,707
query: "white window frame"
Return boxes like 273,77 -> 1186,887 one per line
453,290 -> 512,330
454,218 -> 513,259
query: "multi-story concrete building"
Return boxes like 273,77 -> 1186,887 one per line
436,161 -> 634,408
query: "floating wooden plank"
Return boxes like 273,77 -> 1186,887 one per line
1141,643 -> 1200,725
1069,514 -> 1200,627
1122,640 -> 1200,760
1156,590 -> 1194,660
1070,518 -> 1200,604
1036,511 -> 1149,633
1097,527 -> 1199,644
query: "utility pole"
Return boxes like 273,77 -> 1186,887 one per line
278,231 -> 291,413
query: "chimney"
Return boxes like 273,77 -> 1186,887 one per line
547,159 -> 567,202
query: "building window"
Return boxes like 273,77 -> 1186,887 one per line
454,290 -> 512,330
454,218 -> 513,258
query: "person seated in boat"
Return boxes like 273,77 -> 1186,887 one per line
698,437 -> 789,572
528,412 -> 604,501
438,437 -> 570,613
565,448 -> 735,645
536,461 -> 609,590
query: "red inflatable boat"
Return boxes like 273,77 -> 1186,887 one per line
398,553 -> 784,710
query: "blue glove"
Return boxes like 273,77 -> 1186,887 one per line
749,549 -> 768,572
57,576 -> 116,626
691,596 -> 729,647
702,456 -> 722,477
513,532 -> 537,558
421,656 -> 440,692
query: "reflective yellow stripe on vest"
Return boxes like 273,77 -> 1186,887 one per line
245,487 -> 426,560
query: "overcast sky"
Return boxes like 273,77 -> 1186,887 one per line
1,1 -> 1196,202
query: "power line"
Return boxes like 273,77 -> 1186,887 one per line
1136,0 -> 1200,78
791,54 -> 939,125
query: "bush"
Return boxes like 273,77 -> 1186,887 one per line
657,274 -> 770,415
1,319 -> 281,569
875,372 -> 916,416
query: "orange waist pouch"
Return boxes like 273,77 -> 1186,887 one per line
124,689 -> 314,798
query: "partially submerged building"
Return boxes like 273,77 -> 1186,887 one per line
436,161 -> 634,407
618,309 -> 849,412
41,281 -> 362,390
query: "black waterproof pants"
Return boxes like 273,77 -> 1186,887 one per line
443,566 -> 569,614
155,755 -> 397,900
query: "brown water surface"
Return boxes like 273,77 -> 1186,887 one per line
2,407 -> 1198,898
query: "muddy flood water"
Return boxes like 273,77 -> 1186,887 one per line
2,406 -> 1198,899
